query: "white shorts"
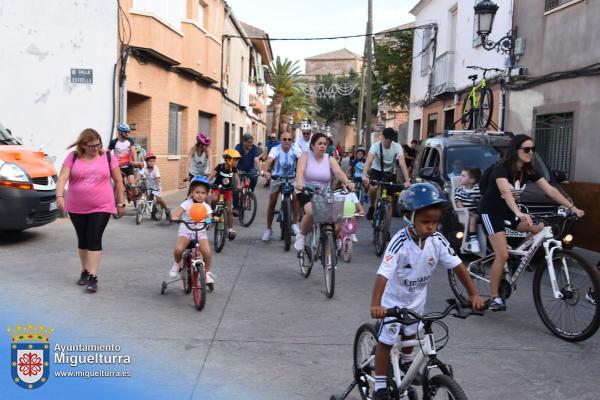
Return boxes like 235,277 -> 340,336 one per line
178,226 -> 208,241
377,317 -> 423,345
148,188 -> 162,197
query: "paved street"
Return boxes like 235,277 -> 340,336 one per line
1,185 -> 599,399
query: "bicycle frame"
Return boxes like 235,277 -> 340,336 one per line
466,78 -> 488,110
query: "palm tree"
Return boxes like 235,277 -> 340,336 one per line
267,57 -> 302,134
280,88 -> 315,131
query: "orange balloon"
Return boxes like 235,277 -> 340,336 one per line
189,203 -> 207,222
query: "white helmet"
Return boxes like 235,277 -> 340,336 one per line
300,122 -> 312,132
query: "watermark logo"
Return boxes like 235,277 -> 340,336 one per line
7,323 -> 53,390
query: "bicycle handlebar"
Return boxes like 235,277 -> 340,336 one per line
170,219 -> 210,230
384,299 -> 483,326
369,180 -> 404,192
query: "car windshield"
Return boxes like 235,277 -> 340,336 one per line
444,145 -> 502,179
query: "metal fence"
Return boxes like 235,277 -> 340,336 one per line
535,112 -> 573,178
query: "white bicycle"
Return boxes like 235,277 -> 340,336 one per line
448,211 -> 600,342
331,299 -> 481,400
135,187 -> 164,225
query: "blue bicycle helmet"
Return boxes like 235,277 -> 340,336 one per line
117,122 -> 130,133
190,175 -> 211,189
400,183 -> 447,226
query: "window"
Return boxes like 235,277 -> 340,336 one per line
443,109 -> 455,130
198,1 -> 206,27
132,0 -> 185,29
427,113 -> 438,137
198,112 -> 212,137
420,28 -> 432,76
412,119 -> 422,140
545,0 -> 582,12
168,104 -> 183,155
535,112 -> 574,178
444,145 -> 501,180
239,127 -> 244,143
224,122 -> 230,150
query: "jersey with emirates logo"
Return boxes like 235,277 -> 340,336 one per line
377,228 -> 461,312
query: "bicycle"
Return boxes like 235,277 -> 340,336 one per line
236,171 -> 258,227
461,66 -> 502,130
135,187 -> 163,225
448,211 -> 600,342
160,219 -> 212,311
330,299 -> 481,400
211,185 -> 236,253
297,186 -> 344,298
337,215 -> 363,263
370,180 -> 404,256
272,175 -> 295,251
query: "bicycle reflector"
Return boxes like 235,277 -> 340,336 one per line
189,203 -> 208,222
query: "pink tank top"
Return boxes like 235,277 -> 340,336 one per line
305,151 -> 331,187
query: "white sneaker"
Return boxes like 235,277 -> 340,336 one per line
262,228 -> 272,242
351,234 -> 358,243
294,233 -> 305,251
206,271 -> 215,284
168,263 -> 179,278
469,238 -> 480,253
291,224 -> 300,236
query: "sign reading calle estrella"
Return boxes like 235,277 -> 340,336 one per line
70,68 -> 93,84
8,323 -> 53,390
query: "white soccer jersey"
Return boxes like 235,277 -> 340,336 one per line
377,228 -> 461,312
141,166 -> 161,190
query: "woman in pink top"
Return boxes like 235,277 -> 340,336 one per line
294,132 -> 355,251
56,128 -> 125,293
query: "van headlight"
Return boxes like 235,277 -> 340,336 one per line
563,234 -> 574,245
456,231 -> 464,240
0,162 -> 30,182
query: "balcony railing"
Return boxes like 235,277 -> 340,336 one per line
430,51 -> 455,96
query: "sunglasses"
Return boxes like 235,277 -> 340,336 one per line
84,143 -> 102,149
520,146 -> 536,154
281,138 -> 292,142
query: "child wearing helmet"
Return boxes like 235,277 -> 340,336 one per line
369,183 -> 484,400
109,122 -> 141,197
139,153 -> 171,220
208,149 -> 241,240
168,175 -> 214,284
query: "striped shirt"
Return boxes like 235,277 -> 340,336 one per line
454,184 -> 481,211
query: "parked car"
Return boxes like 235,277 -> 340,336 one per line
0,122 -> 58,232
410,130 -> 574,253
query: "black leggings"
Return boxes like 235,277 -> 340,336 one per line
69,213 -> 111,251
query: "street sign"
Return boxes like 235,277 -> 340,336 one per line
70,68 -> 93,84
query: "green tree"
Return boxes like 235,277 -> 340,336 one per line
373,30 -> 413,107
267,57 -> 302,134
280,88 -> 315,126
316,71 -> 360,125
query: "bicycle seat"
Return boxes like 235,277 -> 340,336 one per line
468,74 -> 478,81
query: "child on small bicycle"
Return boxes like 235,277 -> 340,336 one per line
369,183 -> 484,400
140,152 -> 171,220
168,176 -> 214,284
454,167 -> 482,253
334,181 -> 365,244
208,148 -> 241,240
347,147 -> 366,196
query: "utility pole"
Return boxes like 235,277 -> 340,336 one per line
365,0 -> 374,149
356,22 -> 368,147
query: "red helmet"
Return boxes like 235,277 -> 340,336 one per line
145,152 -> 156,161
196,132 -> 211,146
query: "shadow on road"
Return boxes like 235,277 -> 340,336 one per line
0,230 -> 40,245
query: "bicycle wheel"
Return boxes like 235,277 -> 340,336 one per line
353,323 -> 378,400
374,204 -> 388,256
477,88 -> 494,129
281,197 -> 292,251
448,254 -> 491,304
239,191 -> 257,227
213,209 -> 227,253
426,374 -> 467,400
342,237 -> 352,263
182,253 -> 193,294
322,231 -> 336,298
135,202 -> 144,225
532,249 -> 600,342
192,261 -> 207,311
461,95 -> 475,130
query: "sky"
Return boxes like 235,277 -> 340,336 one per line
225,0 -> 421,72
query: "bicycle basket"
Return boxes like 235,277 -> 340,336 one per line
311,192 -> 345,223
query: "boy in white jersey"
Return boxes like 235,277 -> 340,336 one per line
370,183 -> 484,400
140,153 -> 171,220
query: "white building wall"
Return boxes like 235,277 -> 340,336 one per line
408,0 -> 512,140
0,0 -> 118,168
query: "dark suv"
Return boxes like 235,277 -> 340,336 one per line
411,131 -> 573,250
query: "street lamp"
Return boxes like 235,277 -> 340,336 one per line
474,0 -> 514,54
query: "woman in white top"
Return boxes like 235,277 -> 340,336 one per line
186,132 -> 212,179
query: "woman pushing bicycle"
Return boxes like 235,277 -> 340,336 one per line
369,183 -> 484,400
168,176 -> 214,285
479,134 -> 584,311
208,149 -> 241,240
293,132 -> 355,251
